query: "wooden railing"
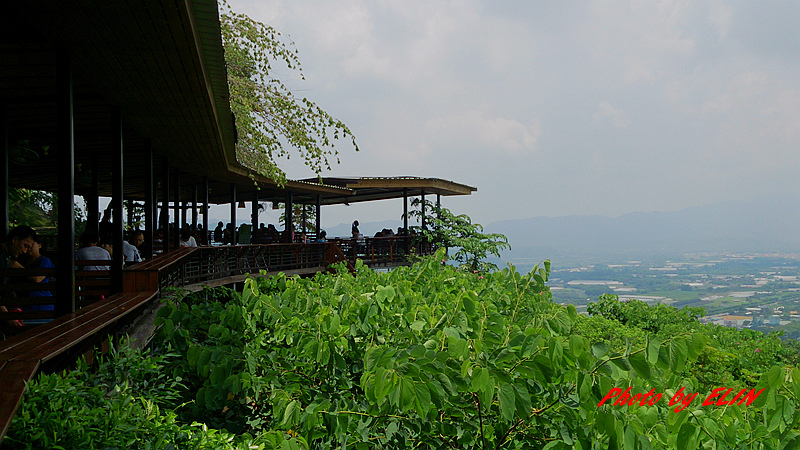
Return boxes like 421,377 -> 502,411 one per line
330,236 -> 435,268
123,243 -> 330,292
0,240 -> 429,442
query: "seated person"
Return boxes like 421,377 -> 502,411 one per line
313,230 -> 327,243
179,228 -> 198,247
123,231 -> 144,265
17,237 -> 54,319
0,226 -> 38,326
76,231 -> 111,271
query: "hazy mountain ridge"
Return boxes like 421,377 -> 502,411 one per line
486,196 -> 800,260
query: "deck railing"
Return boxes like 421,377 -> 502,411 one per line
0,240 -> 435,441
330,236 -> 434,267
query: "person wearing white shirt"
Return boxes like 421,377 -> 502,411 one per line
123,231 -> 144,264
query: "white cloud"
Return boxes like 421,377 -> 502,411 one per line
229,0 -> 800,223
594,101 -> 630,128
426,110 -> 541,156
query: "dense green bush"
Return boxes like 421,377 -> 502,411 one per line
6,251 -> 800,449
2,342 -> 263,449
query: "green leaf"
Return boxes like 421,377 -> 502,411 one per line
569,335 -> 586,357
498,383 -> 516,421
676,422 -> 697,450
281,400 -> 299,428
628,351 -> 651,380
436,373 -> 458,396
471,367 -> 490,393
766,365 -> 784,392
414,382 -> 432,418
611,355 -> 633,372
646,337 -> 660,365
592,342 -> 609,358
400,377 -> 415,412
462,294 -> 476,317
623,425 -> 636,450
669,338 -> 688,373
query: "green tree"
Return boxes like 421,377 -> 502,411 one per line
9,188 -> 54,227
406,198 -> 510,272
219,1 -> 358,185
277,203 -> 316,234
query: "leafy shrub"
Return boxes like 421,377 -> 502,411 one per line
152,249 -> 800,448
2,341 -> 264,450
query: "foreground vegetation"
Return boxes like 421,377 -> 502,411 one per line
4,250 -> 800,449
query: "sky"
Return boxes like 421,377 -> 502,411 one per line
218,0 -> 800,232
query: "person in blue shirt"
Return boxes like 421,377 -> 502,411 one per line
20,238 -> 54,312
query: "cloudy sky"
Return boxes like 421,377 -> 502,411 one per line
224,0 -> 800,230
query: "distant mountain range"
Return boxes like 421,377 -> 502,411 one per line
319,197 -> 799,262
486,196 -> 800,261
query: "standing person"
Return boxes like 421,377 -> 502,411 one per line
352,220 -> 360,238
123,231 -> 144,265
213,221 -> 224,243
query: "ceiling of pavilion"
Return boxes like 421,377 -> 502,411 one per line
0,1 -> 474,208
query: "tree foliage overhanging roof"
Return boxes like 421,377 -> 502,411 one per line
219,1 -> 358,186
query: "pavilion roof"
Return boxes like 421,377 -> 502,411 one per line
1,2 -> 473,207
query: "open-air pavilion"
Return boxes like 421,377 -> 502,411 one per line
0,0 -> 475,440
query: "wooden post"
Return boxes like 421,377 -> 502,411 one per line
173,169 -> 180,237
301,204 -> 307,234
403,188 -> 408,233
285,192 -> 293,242
436,194 -> 441,229
315,195 -> 321,240
143,140 -> 154,259
86,158 -> 99,236
56,51 -> 75,315
161,157 -> 170,253
421,190 -> 426,230
111,107 -> 124,293
251,190 -> 258,244
230,183 -> 236,243
192,185 -> 198,229
0,104 -> 8,238
202,177 -> 209,244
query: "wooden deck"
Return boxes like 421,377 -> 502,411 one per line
0,240 -> 434,442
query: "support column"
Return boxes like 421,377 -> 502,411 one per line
85,158 -> 99,237
192,185 -> 198,229
315,195 -> 321,240
202,177 -> 209,244
111,107 -> 124,293
0,104 -> 8,237
301,204 -> 307,234
230,183 -> 236,243
251,190 -> 258,244
161,157 -> 170,253
144,140 -> 154,259
403,188 -> 408,232
56,51 -> 75,315
436,194 -> 441,229
173,169 -> 180,237
420,190 -> 426,230
284,192 -> 293,242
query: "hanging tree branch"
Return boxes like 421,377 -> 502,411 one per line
219,1 -> 358,185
